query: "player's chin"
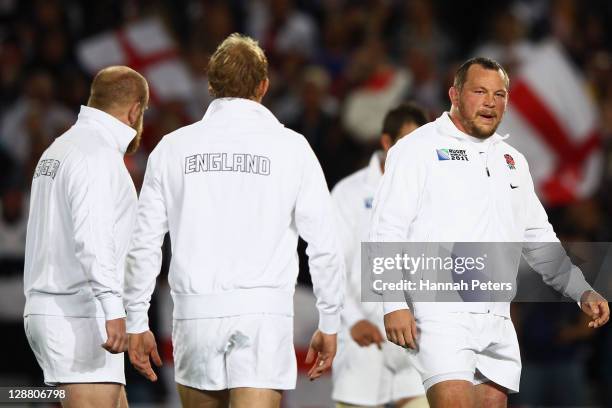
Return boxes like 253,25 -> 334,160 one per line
474,123 -> 498,138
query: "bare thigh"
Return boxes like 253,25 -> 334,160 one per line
426,380 -> 474,408
176,383 -> 230,408
60,383 -> 124,408
474,381 -> 507,408
229,387 -> 282,408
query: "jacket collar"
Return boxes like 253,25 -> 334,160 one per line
202,98 -> 280,126
366,151 -> 383,187
76,105 -> 136,154
436,112 -> 508,145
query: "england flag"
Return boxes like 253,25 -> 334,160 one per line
498,39 -> 602,206
77,18 -> 194,105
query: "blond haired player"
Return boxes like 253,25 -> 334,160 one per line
124,34 -> 344,408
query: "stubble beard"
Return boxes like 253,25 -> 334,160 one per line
126,113 -> 144,155
457,102 -> 501,139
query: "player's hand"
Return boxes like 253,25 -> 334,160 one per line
305,330 -> 337,381
384,309 -> 417,349
350,320 -> 384,349
128,330 -> 163,382
102,318 -> 127,354
580,290 -> 610,328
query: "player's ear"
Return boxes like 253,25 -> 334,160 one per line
380,134 -> 393,153
449,86 -> 459,107
127,101 -> 141,126
257,78 -> 269,101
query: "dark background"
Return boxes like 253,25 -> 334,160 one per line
1,1 -> 612,406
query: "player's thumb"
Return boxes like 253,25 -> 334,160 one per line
305,346 -> 316,364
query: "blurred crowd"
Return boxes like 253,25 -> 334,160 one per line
1,0 -> 612,406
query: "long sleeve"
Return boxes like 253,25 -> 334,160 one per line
521,159 -> 592,302
330,185 -> 365,329
124,146 -> 169,333
369,142 -> 427,314
68,152 -> 125,320
295,143 -> 345,334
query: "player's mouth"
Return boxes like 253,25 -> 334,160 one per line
477,112 -> 496,124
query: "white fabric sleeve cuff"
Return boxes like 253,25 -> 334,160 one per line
383,301 -> 409,315
318,312 -> 341,334
126,311 -> 150,334
100,296 -> 126,320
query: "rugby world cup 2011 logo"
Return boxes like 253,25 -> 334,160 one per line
504,154 -> 516,170
437,148 -> 451,160
437,148 -> 469,161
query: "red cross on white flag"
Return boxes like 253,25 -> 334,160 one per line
497,39 -> 602,206
77,18 -> 194,105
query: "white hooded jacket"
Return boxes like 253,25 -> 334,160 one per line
124,98 -> 344,334
369,113 -> 591,318
24,106 -> 137,320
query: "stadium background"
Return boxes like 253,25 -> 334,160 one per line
1,0 -> 611,406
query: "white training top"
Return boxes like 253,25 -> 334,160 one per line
331,152 -> 385,330
24,106 -> 137,321
124,98 -> 345,334
370,112 -> 591,318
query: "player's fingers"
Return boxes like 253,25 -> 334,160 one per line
305,346 -> 316,364
307,354 -> 321,378
151,346 -> 163,367
386,329 -> 397,345
319,354 -> 333,373
599,302 -> 610,323
102,335 -> 120,353
129,343 -> 143,362
112,333 -> 125,353
373,331 -> 384,350
411,319 -> 418,343
395,330 -> 407,348
589,302 -> 600,317
309,355 -> 331,380
135,359 -> 157,382
403,327 -> 416,350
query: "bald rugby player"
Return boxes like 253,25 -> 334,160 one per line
24,66 -> 148,408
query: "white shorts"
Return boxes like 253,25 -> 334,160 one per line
24,315 -> 125,385
332,333 -> 425,406
173,314 -> 296,390
412,312 -> 521,393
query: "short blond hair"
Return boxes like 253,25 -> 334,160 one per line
207,33 -> 268,99
87,66 -> 148,111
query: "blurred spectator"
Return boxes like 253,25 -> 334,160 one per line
392,0 -> 452,67
472,6 -> 535,76
286,66 -> 351,185
246,0 -> 317,63
316,11 -> 351,88
0,38 -> 25,107
0,183 -> 26,261
0,70 -> 74,178
402,46 -> 443,115
341,38 -> 410,147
